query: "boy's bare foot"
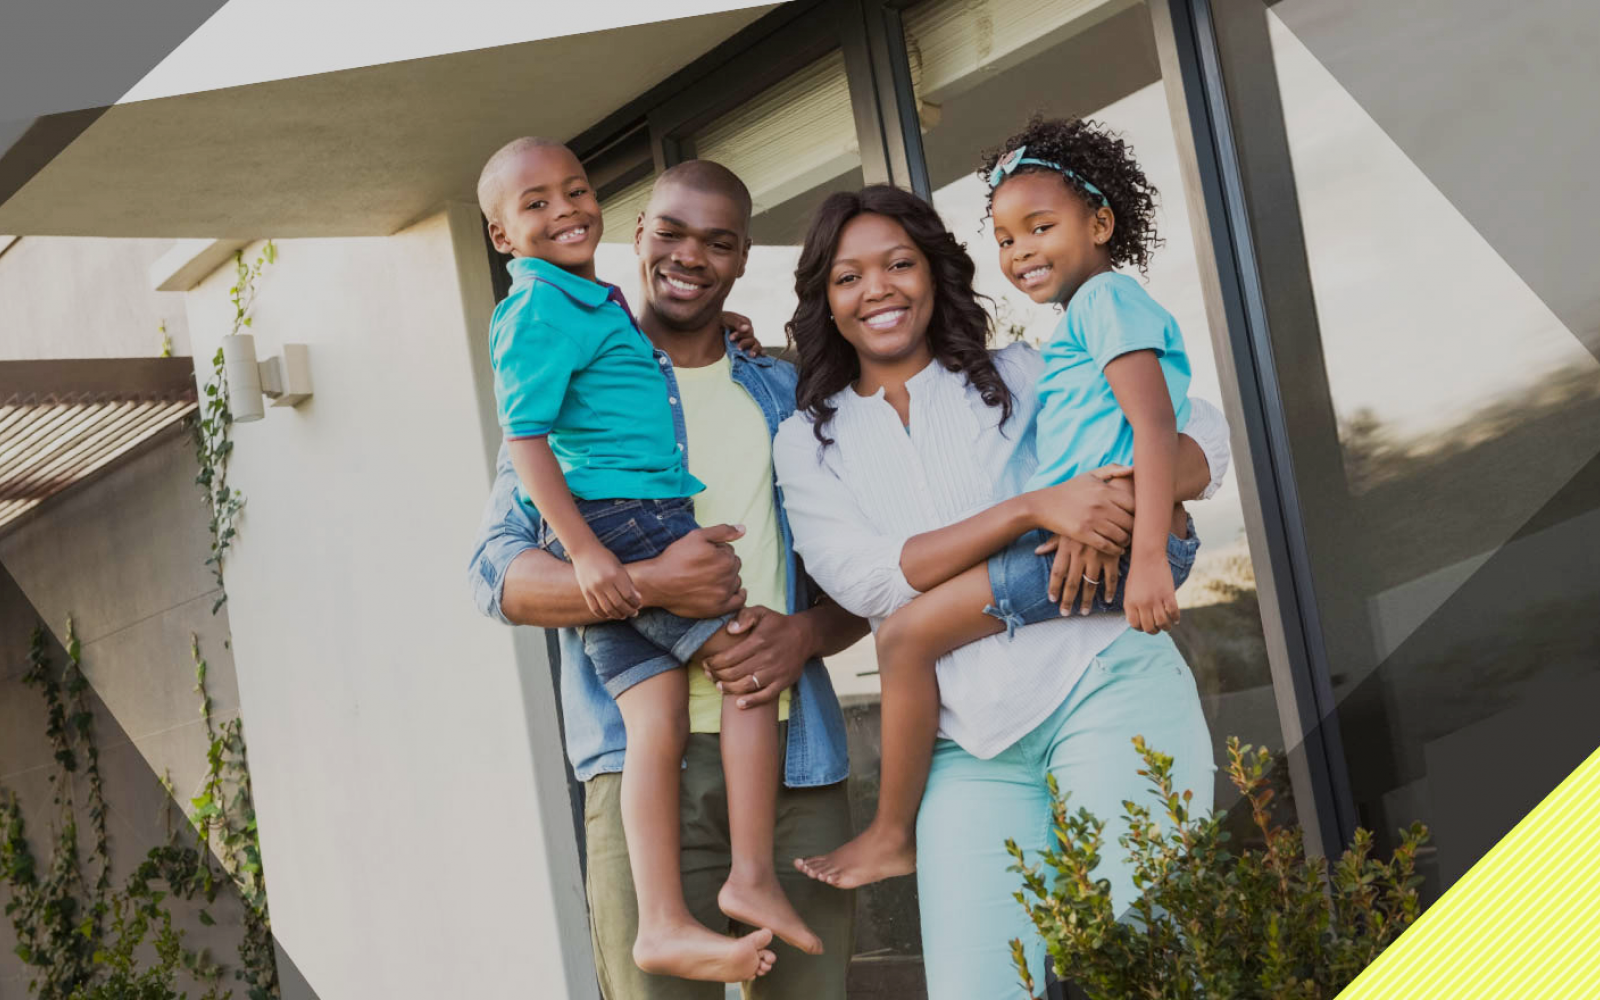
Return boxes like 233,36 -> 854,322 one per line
719,874 -> 825,955
633,923 -> 776,983
794,825 -> 915,889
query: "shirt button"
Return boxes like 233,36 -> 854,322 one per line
658,357 -> 668,366
677,444 -> 685,451
669,397 -> 678,405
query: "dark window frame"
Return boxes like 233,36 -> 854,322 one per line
1149,0 -> 1358,855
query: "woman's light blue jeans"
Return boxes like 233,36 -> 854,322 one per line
915,628 -> 1216,999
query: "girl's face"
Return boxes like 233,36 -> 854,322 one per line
826,212 -> 936,369
991,171 -> 1114,305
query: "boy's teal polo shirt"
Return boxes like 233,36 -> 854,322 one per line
490,256 -> 702,504
1026,271 -> 1192,490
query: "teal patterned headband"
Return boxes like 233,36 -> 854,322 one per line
987,144 -> 1109,208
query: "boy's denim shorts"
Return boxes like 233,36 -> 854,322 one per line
983,515 -> 1200,638
539,496 -> 732,698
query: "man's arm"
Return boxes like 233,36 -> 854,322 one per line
467,443 -> 746,627
501,526 -> 748,628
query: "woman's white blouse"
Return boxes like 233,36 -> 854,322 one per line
772,342 -> 1232,759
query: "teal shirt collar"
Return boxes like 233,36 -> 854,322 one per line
506,255 -> 614,309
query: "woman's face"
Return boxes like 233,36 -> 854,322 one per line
825,213 -> 936,368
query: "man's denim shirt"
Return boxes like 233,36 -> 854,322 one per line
468,337 -> 851,788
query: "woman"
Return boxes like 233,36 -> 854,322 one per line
770,185 -> 1227,997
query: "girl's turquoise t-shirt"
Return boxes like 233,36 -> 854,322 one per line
490,256 -> 702,504
1025,271 -> 1192,490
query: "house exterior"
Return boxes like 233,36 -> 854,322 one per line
2,1 -> 1596,997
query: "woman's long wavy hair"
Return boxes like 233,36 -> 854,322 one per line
786,184 -> 1012,445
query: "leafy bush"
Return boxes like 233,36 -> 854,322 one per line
1008,737 -> 1427,999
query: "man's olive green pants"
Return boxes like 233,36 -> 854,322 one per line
584,727 -> 855,999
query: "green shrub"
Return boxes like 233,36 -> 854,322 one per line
1008,737 -> 1427,1000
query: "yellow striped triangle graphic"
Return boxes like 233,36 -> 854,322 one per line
1336,744 -> 1600,999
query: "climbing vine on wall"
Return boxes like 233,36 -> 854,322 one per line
195,241 -> 276,610
0,623 -> 106,999
2,241 -> 281,999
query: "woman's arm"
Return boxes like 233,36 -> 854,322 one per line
896,472 -> 1136,593
774,417 -> 1139,617
772,422 -> 923,620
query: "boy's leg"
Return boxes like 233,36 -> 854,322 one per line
749,774 -> 854,1000
717,694 -> 824,956
584,768 -> 726,1000
614,669 -> 777,983
798,563 -> 1005,889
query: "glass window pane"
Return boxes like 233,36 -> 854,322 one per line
1236,0 -> 1600,898
696,50 -> 866,351
907,0 -> 1293,825
594,172 -> 655,308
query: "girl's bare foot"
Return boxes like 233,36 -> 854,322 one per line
633,923 -> 777,983
719,874 -> 825,955
794,824 -> 915,889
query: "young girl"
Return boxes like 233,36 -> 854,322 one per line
794,117 -> 1201,889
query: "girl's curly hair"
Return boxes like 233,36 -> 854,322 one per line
977,115 -> 1162,276
787,184 -> 1012,446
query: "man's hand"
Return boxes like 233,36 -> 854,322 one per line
636,524 -> 748,619
722,311 -> 764,357
702,606 -> 813,709
571,546 -> 642,620
1123,555 -> 1179,635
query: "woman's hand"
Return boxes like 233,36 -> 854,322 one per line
1036,535 -> 1123,616
722,311 -> 764,356
1023,464 -> 1135,556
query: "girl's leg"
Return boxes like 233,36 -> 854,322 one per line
616,669 -> 778,982
797,563 -> 1006,889
916,733 -> 1055,1000
716,695 -> 825,955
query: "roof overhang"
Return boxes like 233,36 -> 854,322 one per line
0,358 -> 199,531
0,5 -> 773,238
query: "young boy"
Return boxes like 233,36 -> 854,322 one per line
477,137 -> 818,983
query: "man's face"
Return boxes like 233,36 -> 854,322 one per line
634,182 -> 750,331
486,145 -> 602,278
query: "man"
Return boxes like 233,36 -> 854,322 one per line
468,159 -> 866,999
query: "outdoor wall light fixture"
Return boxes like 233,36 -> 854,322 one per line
220,334 -> 313,423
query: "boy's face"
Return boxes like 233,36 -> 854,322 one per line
634,182 -> 750,333
487,145 -> 603,279
991,171 -> 1114,305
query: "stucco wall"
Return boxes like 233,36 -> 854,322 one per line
0,429 -> 249,996
0,237 -> 190,360
176,207 -> 589,999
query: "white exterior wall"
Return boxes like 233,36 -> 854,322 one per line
0,431 -> 249,999
178,207 -> 590,999
0,237 -> 190,360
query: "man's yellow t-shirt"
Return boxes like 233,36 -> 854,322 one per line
676,356 -> 791,731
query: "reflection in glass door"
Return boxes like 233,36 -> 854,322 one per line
1207,0 -> 1600,901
